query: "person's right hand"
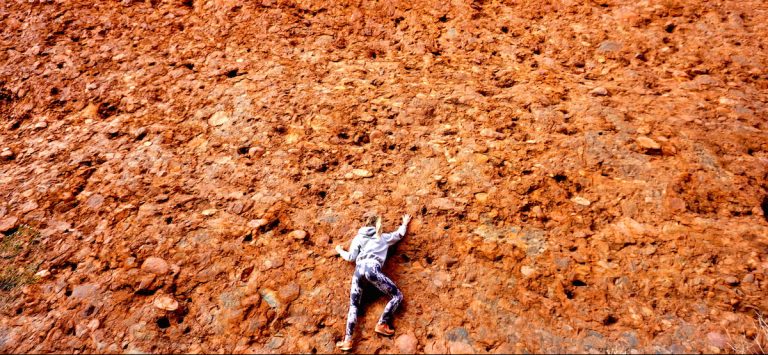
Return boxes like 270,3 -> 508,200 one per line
402,214 -> 412,226
335,245 -> 346,255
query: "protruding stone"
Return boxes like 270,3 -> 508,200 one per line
589,87 -> 609,96
723,275 -> 739,286
278,282 -> 300,303
248,219 -> 268,229
707,331 -> 728,349
0,216 -> 18,232
448,341 -> 474,354
141,257 -> 170,275
71,283 -> 98,299
395,333 -> 418,354
0,149 -> 15,160
636,136 -> 661,150
288,230 -> 307,240
597,40 -> 622,53
259,289 -> 280,309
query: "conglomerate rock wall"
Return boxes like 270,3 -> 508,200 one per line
1,0 -> 767,353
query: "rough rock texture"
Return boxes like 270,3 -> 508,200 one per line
1,0 -> 768,353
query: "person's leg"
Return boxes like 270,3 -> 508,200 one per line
363,263 -> 403,330
343,266 -> 364,344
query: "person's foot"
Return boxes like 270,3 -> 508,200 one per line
374,323 -> 395,336
335,340 -> 353,351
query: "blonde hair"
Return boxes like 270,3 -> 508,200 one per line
362,214 -> 383,239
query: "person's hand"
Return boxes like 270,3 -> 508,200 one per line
402,214 -> 412,226
335,245 -> 346,255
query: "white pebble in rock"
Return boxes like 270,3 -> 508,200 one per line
571,196 -> 591,206
521,265 -> 536,277
352,169 -> 373,178
208,111 -> 230,126
153,295 -> 179,311
0,149 -> 14,160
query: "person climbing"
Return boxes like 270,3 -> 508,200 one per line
334,213 -> 412,352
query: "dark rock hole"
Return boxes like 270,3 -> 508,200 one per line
501,26 -> 508,33
243,233 -> 253,242
50,87 -> 59,95
761,197 -> 768,222
425,256 -> 433,265
565,289 -> 574,299
553,174 -> 567,183
237,146 -> 249,155
438,15 -> 448,22
156,317 -> 171,329
65,289 -> 72,297
572,280 -> 587,287
664,23 -> 676,33
165,217 -> 173,224
225,69 -> 239,78
85,305 -> 95,316
97,102 -> 118,119
603,315 -> 619,326
135,289 -> 157,296
258,219 -> 280,233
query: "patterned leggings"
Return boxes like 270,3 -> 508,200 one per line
344,261 -> 403,341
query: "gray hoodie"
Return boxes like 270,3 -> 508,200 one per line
339,223 -> 408,264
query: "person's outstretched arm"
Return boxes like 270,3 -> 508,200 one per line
382,214 -> 412,246
336,234 -> 362,262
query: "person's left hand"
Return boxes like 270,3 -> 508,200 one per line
335,245 -> 346,255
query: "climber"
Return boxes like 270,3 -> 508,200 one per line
334,213 -> 412,352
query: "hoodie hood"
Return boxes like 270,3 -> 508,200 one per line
357,226 -> 377,238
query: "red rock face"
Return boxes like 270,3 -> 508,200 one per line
1,0 -> 767,353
